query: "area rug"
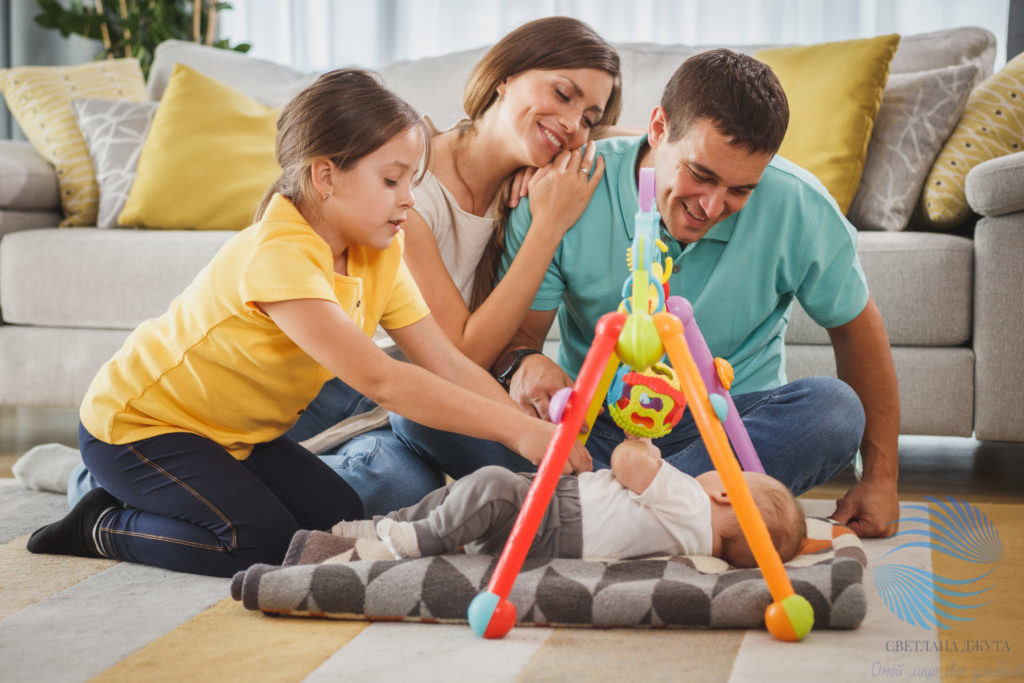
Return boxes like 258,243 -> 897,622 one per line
231,518 -> 868,630
4,480 -> 1022,682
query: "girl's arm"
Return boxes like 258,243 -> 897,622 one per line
403,143 -> 604,369
385,315 -> 514,407
260,297 -> 591,473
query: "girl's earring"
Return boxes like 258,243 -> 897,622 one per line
322,190 -> 332,200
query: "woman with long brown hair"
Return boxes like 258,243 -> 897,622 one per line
284,17 -> 624,513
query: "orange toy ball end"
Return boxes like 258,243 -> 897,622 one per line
765,595 -> 814,642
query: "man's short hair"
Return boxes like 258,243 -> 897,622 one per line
660,48 -> 789,155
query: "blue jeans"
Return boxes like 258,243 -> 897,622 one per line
79,423 -> 363,577
318,428 -> 445,516
392,376 -> 864,496
71,378 -> 443,516
288,378 -> 444,514
284,377 -> 380,442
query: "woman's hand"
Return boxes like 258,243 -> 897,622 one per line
521,141 -> 604,237
508,167 -> 536,208
514,417 -> 593,475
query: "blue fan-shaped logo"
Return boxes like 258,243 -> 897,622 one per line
874,497 -> 1001,630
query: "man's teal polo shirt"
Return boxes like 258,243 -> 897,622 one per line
499,135 -> 869,395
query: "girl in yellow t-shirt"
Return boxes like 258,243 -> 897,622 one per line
27,69 -> 591,578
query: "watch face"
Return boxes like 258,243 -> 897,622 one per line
496,349 -> 538,386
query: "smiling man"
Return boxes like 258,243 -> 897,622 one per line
392,49 -> 899,539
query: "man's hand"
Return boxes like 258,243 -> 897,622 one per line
508,353 -> 573,421
830,476 -> 899,538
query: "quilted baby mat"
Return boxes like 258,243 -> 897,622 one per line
231,517 -> 867,631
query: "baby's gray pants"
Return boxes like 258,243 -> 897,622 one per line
380,465 -> 582,558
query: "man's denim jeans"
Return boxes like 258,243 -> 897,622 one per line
391,376 -> 864,496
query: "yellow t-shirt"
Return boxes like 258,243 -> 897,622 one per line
80,194 -> 430,459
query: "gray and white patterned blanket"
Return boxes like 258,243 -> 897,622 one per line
230,517 -> 867,630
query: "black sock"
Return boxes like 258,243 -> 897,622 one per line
27,487 -> 120,558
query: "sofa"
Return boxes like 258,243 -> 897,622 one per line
1,27 -> 1022,442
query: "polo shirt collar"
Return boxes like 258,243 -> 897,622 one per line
621,135 -> 737,247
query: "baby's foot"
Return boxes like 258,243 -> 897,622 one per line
330,519 -> 378,539
375,518 -> 421,559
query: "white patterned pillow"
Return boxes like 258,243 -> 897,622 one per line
71,98 -> 158,228
847,63 -> 978,231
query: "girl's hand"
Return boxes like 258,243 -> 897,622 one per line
525,141 -> 604,238
515,418 -> 593,475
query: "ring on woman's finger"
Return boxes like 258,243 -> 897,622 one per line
579,167 -> 591,174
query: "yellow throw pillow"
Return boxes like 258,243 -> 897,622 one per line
919,52 -> 1024,229
0,59 -> 146,226
119,64 -> 281,230
756,34 -> 900,214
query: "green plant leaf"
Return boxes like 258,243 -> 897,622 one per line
33,0 -> 252,79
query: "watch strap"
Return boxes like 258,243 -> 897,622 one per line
493,348 -> 543,390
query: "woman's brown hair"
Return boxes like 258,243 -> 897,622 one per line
465,17 -> 622,310
256,68 -> 427,221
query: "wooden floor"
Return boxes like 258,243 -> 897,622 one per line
2,405 -> 1022,504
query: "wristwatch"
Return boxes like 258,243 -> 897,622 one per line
492,348 -> 543,390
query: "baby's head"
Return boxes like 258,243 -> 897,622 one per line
695,470 -> 806,568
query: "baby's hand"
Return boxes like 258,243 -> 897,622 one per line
620,436 -> 662,457
610,438 -> 662,494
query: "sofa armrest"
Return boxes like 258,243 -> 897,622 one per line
973,210 -> 1024,441
965,151 -> 1024,218
0,140 -> 59,212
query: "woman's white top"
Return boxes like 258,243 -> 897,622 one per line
411,169 -> 499,305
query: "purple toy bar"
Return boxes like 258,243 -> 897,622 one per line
666,296 -> 764,473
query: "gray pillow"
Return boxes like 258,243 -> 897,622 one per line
71,98 -> 158,228
889,26 -> 995,86
147,39 -> 314,107
847,63 -> 978,231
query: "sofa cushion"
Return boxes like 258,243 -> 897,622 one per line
0,326 -> 133,407
0,59 -> 147,226
119,65 -> 280,231
888,26 -> 996,85
0,228 -> 233,328
379,47 -> 488,131
848,63 -> 978,231
787,345 -> 974,437
755,35 -> 900,214
610,43 -> 702,127
147,39 -> 314,107
0,140 -> 59,211
785,231 -> 972,346
0,210 -> 62,242
71,99 -> 158,229
919,52 -> 1024,229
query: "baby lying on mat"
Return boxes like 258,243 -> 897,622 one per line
338,439 -> 806,567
